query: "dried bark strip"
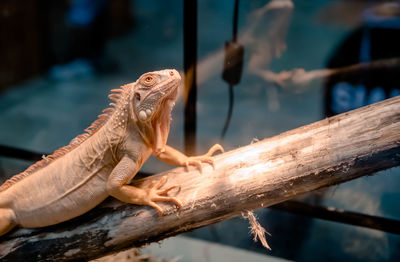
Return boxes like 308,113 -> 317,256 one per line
1,96 -> 400,261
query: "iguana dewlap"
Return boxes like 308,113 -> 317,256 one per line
0,69 -> 223,237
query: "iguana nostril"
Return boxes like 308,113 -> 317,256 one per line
169,71 -> 174,76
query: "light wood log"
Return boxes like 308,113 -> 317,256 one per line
1,96 -> 400,261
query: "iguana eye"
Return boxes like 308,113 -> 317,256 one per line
141,74 -> 156,86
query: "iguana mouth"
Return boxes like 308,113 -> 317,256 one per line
155,71 -> 180,102
153,72 -> 180,115
162,81 -> 179,117
163,70 -> 181,109
162,81 -> 179,103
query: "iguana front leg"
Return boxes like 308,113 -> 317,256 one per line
107,156 -> 182,215
154,144 -> 224,173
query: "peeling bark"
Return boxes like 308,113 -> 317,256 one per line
1,96 -> 400,261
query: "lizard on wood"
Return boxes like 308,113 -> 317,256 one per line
0,69 -> 223,237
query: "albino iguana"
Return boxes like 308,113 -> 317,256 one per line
0,69 -> 223,237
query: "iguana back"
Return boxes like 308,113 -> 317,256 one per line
0,83 -> 128,193
0,80 -> 144,227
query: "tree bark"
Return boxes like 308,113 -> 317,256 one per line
1,96 -> 400,261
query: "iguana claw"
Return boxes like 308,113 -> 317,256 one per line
185,144 -> 224,173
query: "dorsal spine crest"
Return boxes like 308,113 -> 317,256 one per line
0,83 -> 134,192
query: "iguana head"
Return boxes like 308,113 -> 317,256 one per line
132,69 -> 181,123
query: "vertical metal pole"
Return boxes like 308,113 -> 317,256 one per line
183,0 -> 197,155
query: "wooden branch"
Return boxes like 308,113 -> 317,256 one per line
1,96 -> 400,261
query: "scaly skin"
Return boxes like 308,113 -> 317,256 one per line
0,69 -> 223,237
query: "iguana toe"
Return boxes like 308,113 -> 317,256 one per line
184,144 -> 224,173
145,176 -> 182,216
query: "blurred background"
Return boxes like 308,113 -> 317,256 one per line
1,0 -> 400,261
